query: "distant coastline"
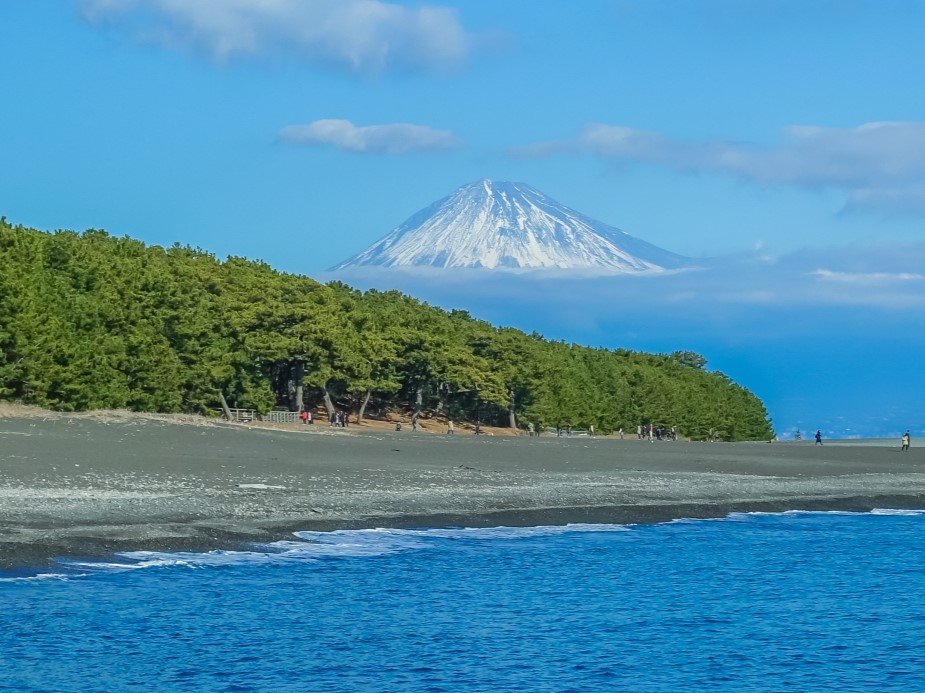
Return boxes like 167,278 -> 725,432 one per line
1,407 -> 922,572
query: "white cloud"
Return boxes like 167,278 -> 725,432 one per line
576,121 -> 925,186
279,119 -> 460,154
519,121 -> 925,216
78,0 -> 472,75
326,242 -> 925,316
844,184 -> 925,216
812,269 -> 924,283
781,123 -> 925,186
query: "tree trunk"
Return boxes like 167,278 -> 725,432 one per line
322,384 -> 336,418
508,387 -> 517,429
358,390 -> 372,422
217,390 -> 234,421
414,385 -> 424,416
292,361 -> 305,412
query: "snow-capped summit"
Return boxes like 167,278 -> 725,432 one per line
330,179 -> 690,272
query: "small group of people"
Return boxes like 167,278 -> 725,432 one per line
298,408 -> 349,427
636,424 -> 676,442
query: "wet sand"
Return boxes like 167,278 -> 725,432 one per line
1,415 -> 923,571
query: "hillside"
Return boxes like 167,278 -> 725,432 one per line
0,219 -> 773,440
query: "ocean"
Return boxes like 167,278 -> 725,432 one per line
3,510 -> 925,692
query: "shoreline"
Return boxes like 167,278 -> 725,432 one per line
1,412 -> 922,572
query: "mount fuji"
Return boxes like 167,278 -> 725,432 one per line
330,179 -> 691,273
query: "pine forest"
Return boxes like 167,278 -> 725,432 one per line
0,219 -> 774,441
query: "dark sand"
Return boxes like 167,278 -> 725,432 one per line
1,415 -> 923,571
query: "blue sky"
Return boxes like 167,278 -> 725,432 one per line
2,0 -> 924,437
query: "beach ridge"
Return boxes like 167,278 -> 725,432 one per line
1,411 -> 921,571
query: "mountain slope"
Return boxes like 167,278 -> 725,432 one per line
331,179 -> 690,272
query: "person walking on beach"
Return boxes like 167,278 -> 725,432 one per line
299,410 -> 308,425
902,431 -> 911,451
446,420 -> 454,435
411,413 -> 418,433
815,430 -> 823,445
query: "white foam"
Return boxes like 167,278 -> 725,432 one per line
0,571 -> 72,584
6,512 -> 921,581
665,508 -> 925,526
725,510 -> 863,519
770,508 -> 925,518
286,523 -> 632,557
2,524 -> 635,580
292,523 -> 629,543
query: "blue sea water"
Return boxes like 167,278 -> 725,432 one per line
3,511 -> 925,692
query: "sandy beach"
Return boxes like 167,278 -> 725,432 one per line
1,411 -> 923,571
